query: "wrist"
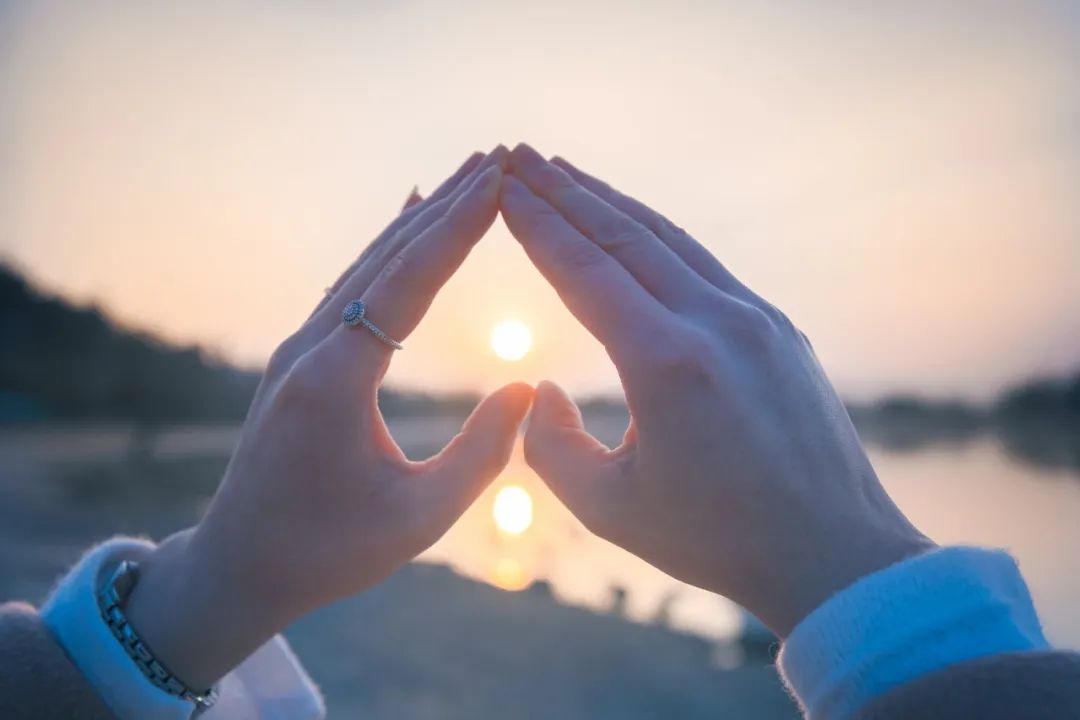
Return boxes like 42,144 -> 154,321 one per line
123,529 -> 292,690
758,525 -> 937,639
777,546 -> 1047,719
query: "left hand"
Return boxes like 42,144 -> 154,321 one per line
124,146 -> 533,689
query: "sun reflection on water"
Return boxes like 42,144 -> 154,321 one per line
420,429 -> 745,644
490,557 -> 532,592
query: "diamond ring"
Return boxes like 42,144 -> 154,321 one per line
342,299 -> 403,350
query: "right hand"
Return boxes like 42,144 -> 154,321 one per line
501,143 -> 935,637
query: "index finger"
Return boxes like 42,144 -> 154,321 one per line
499,173 -> 670,357
309,150 -> 486,320
327,163 -> 504,371
509,143 -> 707,311
550,155 -> 753,300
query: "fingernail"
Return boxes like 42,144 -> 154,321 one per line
489,144 -> 510,168
513,142 -> 541,160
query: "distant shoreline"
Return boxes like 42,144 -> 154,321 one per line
3,259 -> 1078,475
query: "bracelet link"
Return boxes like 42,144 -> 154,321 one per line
98,560 -> 219,713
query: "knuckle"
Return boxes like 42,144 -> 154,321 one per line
380,249 -> 417,287
761,302 -> 795,333
543,165 -> 578,193
266,339 -> 301,377
598,217 -> 646,253
645,327 -> 715,378
553,238 -> 609,273
440,205 -> 474,235
357,236 -> 389,267
371,229 -> 406,265
521,200 -> 567,229
663,217 -> 689,238
720,303 -> 779,347
274,353 -> 328,411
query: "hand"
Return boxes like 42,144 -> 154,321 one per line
125,146 -> 534,688
500,143 -> 934,638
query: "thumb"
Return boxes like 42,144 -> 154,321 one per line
524,381 -> 618,520
426,382 -> 534,516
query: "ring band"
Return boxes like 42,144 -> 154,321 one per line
342,299 -> 403,350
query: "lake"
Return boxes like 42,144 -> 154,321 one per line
1,416 -> 1077,649
428,413 -> 1080,650
0,418 -> 1077,717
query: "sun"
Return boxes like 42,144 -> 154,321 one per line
493,485 -> 533,535
490,320 -> 532,361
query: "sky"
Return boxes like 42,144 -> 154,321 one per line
1,0 -> 1078,399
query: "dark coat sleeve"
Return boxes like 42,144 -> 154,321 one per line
0,601 -> 118,720
855,649 -> 1080,720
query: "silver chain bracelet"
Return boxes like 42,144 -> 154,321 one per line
98,560 -> 219,714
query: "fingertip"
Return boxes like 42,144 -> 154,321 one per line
458,151 -> 485,176
549,156 -> 580,177
535,379 -> 569,404
513,141 -> 543,160
472,381 -> 532,418
502,380 -> 536,399
489,144 -> 510,169
507,381 -> 536,414
487,381 -> 534,422
455,165 -> 502,210
531,380 -> 583,430
509,142 -> 544,173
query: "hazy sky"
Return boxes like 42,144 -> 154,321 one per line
2,0 -> 1078,398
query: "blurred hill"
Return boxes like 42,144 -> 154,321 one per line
845,376 -> 1080,472
0,263 -> 258,422
0,263 -> 477,422
2,260 -> 1077,470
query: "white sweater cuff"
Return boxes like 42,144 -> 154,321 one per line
41,537 -> 326,720
777,546 -> 1048,720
